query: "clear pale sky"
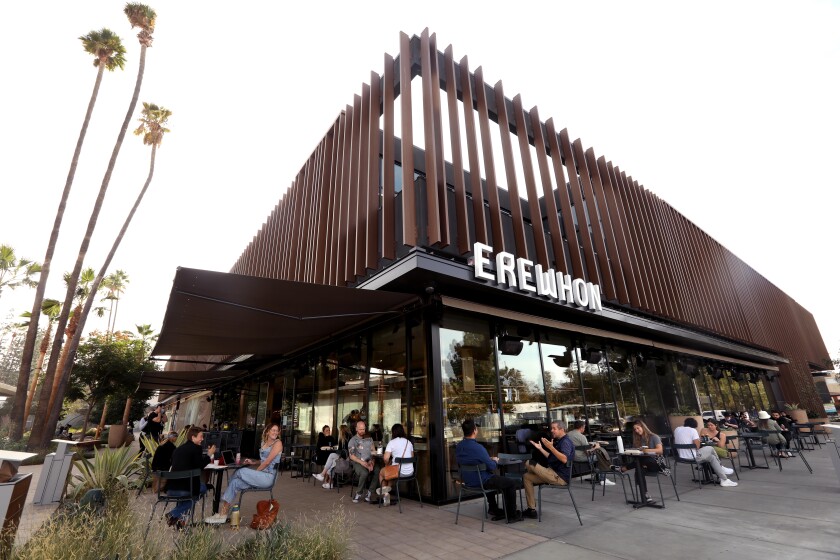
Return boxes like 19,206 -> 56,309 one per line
1,1 -> 838,361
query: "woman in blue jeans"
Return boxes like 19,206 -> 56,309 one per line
205,424 -> 282,524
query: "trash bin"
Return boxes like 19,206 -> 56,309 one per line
32,439 -> 76,505
0,472 -> 33,547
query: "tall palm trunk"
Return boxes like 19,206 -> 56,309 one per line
22,322 -> 53,427
10,64 -> 106,442
45,305 -> 81,419
96,401 -> 109,439
29,46 -> 148,451
36,113 -> 156,451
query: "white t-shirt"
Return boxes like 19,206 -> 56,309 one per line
385,437 -> 414,476
673,426 -> 700,459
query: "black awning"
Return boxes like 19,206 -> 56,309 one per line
151,267 -> 421,357
137,368 -> 245,392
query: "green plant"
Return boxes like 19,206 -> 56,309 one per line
224,510 -> 352,560
11,495 -> 162,560
671,405 -> 697,415
68,445 -> 142,500
784,403 -> 801,411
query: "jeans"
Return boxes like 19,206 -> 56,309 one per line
168,483 -> 207,520
221,467 -> 275,504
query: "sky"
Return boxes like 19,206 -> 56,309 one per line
1,1 -> 838,362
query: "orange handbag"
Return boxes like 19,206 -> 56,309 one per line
250,499 -> 280,530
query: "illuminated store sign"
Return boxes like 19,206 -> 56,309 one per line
472,242 -> 602,312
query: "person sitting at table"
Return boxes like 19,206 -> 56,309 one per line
739,412 -> 757,431
370,423 -> 384,442
151,431 -> 179,492
455,418 -> 522,523
674,418 -> 738,487
348,421 -> 381,503
377,423 -> 414,500
205,424 -> 282,524
314,425 -> 336,469
567,420 -> 615,486
521,420 -> 574,519
721,412 -> 740,430
167,427 -> 215,529
699,420 -> 730,459
770,411 -> 793,452
757,411 -> 790,457
314,424 -> 349,489
615,420 -> 666,503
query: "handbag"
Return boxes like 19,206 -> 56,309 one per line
653,453 -> 671,476
249,499 -> 280,530
333,455 -> 352,475
381,441 -> 410,482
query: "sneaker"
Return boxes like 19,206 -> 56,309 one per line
322,482 -> 333,489
719,479 -> 738,487
204,513 -> 227,524
352,493 -> 362,503
364,490 -> 372,502
313,473 -> 325,482
722,466 -> 734,476
523,508 -> 538,519
165,514 -> 177,527
645,493 -> 654,504
601,478 -> 616,486
786,452 -> 793,458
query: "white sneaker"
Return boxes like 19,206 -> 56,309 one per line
722,467 -> 734,476
352,493 -> 362,503
719,479 -> 738,487
376,486 -> 391,496
364,490 -> 372,502
313,473 -> 325,482
322,482 -> 333,489
204,513 -> 227,524
601,478 -> 616,486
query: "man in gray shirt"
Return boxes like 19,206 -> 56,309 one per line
348,420 -> 381,503
567,420 -> 615,486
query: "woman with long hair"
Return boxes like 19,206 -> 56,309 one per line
376,423 -> 414,502
618,420 -> 664,504
314,423 -> 350,489
205,423 -> 282,524
757,411 -> 788,457
699,419 -> 729,458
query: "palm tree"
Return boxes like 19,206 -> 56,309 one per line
121,323 -> 158,424
101,270 -> 130,333
0,245 -> 41,299
9,30 -> 126,442
28,5 -> 157,451
36,100 -> 170,451
21,299 -> 62,428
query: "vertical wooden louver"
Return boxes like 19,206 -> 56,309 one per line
229,30 -> 829,413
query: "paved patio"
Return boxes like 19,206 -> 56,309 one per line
10,438 -> 840,559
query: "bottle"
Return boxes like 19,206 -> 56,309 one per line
235,452 -> 241,465
229,505 -> 240,529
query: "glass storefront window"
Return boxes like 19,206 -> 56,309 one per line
495,327 -> 546,453
439,313 -> 499,493
540,333 -> 584,428
336,339 -> 368,434
369,322 -> 408,445
314,357 -> 337,435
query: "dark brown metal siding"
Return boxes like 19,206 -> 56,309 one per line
229,31 -> 828,412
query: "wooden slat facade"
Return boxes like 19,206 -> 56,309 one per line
230,30 -> 829,413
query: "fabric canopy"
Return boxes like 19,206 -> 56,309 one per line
152,267 -> 421,357
137,368 -> 245,393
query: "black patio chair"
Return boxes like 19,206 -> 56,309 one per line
672,443 -> 707,489
379,455 -> 423,513
236,462 -> 282,509
454,463 -> 504,532
145,469 -> 204,538
536,478 -> 582,526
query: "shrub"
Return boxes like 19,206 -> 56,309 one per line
10,495 -> 162,560
224,509 -> 352,560
68,445 -> 142,500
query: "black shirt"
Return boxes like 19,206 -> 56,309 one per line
151,440 -> 176,472
168,440 -> 210,495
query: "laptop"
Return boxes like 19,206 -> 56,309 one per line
222,450 -> 236,466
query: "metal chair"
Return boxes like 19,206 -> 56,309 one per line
204,431 -> 222,454
236,462 -> 282,509
454,463 -> 503,532
226,430 -> 242,454
672,443 -> 708,489
145,469 -> 204,537
640,457 -> 680,506
536,478 -> 583,525
135,452 -> 152,497
379,456 -> 423,513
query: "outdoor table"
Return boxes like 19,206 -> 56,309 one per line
495,457 -> 522,475
619,451 -> 663,509
737,433 -> 769,469
289,444 -> 314,478
204,462 -> 245,514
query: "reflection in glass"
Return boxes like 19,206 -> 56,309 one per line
540,334 -> 584,427
496,329 -> 546,453
336,339 -> 368,433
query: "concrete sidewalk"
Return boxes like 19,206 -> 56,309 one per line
10,439 -> 840,559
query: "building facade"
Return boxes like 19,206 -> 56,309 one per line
152,30 -> 830,504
